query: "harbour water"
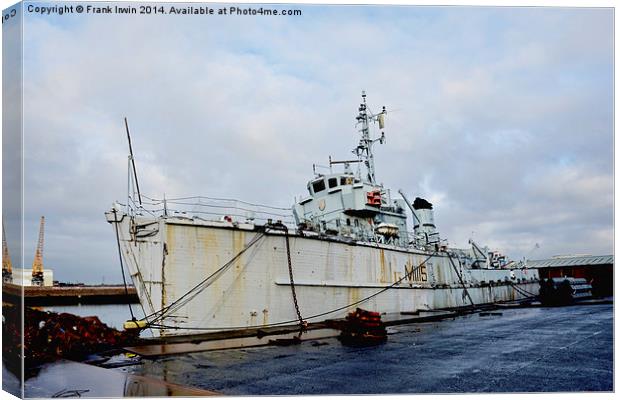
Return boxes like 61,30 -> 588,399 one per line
41,303 -> 144,331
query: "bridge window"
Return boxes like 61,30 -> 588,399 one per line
341,176 -> 354,185
312,179 -> 326,193
328,178 -> 338,188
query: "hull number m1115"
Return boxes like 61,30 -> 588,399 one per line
405,261 -> 428,283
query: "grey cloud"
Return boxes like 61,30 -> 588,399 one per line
12,6 -> 613,283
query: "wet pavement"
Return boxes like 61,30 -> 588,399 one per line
116,303 -> 613,395
23,360 -> 218,397
4,303 -> 611,396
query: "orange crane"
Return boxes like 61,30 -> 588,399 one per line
31,216 -> 45,286
2,222 -> 13,283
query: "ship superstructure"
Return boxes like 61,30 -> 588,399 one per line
106,93 -> 539,337
293,92 -> 410,248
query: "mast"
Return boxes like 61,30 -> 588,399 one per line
124,117 -> 142,207
354,91 -> 386,185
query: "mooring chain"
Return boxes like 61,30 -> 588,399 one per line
147,249 -> 439,332
279,224 -> 306,333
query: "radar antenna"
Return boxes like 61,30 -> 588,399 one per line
354,91 -> 386,185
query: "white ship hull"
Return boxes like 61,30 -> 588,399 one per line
109,213 -> 539,338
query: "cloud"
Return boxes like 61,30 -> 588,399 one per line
8,5 -> 613,283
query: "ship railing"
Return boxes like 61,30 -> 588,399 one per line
125,194 -> 297,228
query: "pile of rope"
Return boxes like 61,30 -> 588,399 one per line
142,246 -> 438,332
338,308 -> 387,346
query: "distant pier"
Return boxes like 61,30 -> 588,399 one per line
2,283 -> 139,306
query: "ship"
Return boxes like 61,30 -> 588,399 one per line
106,92 -> 540,337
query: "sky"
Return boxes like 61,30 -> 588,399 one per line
2,2 -> 614,283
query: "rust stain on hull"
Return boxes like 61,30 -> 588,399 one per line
120,219 -> 540,337
379,249 -> 387,283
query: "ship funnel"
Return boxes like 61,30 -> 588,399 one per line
413,197 -> 440,246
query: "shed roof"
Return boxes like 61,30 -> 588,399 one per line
527,255 -> 613,268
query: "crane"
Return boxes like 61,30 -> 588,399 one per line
2,222 -> 13,283
31,216 -> 45,286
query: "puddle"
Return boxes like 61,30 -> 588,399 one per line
24,359 -> 218,397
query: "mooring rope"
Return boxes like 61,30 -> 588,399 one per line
510,281 -> 538,299
147,250 -> 439,332
445,251 -> 476,308
144,231 -> 267,325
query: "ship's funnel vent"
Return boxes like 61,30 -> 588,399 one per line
413,197 -> 433,210
412,197 -> 439,246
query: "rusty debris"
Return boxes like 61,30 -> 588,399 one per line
338,308 -> 387,346
2,304 -> 139,371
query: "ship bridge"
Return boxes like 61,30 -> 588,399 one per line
292,92 -> 409,246
293,173 -> 409,246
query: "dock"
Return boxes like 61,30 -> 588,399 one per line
2,300 -> 612,396
123,303 -> 612,395
2,283 -> 139,306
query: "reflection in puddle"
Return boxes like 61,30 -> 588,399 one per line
24,359 -> 217,397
